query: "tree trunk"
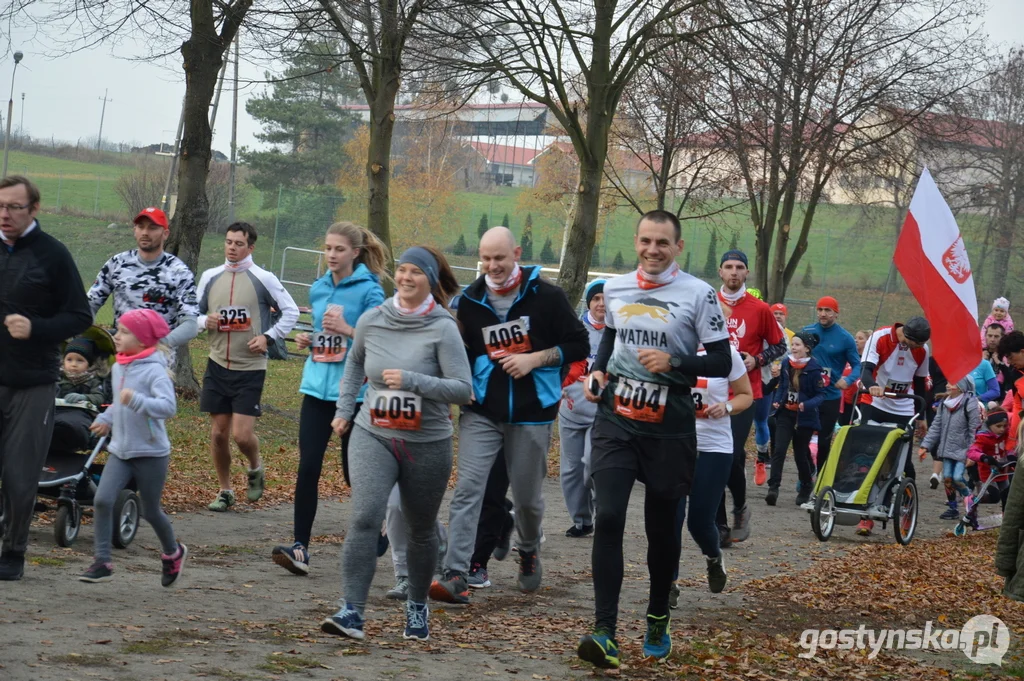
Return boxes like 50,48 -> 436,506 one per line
367,88 -> 397,260
558,158 -> 605,306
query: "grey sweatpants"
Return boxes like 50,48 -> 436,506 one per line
342,426 -> 452,614
1,383 -> 56,555
94,455 -> 178,563
385,483 -> 447,577
559,414 -> 594,528
444,410 -> 552,574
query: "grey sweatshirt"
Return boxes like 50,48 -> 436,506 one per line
94,350 -> 177,459
335,299 -> 472,442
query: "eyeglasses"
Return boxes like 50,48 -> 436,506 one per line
0,203 -> 30,213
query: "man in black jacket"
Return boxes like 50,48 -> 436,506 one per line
430,226 -> 589,603
0,176 -> 92,580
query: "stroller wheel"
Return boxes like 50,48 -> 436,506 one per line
112,490 -> 140,549
953,521 -> 968,537
811,487 -> 836,541
893,478 -> 918,545
55,505 -> 80,547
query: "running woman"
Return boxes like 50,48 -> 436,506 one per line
577,210 -> 732,669
559,279 -> 607,538
321,247 -> 471,642
856,316 -> 931,535
430,226 -> 589,603
716,250 -> 786,545
271,222 -> 387,574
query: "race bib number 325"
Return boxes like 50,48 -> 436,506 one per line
483,319 -> 532,359
613,377 -> 667,424
370,390 -> 422,431
218,306 -> 251,332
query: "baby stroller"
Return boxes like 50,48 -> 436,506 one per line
953,458 -> 1015,537
802,392 -> 926,545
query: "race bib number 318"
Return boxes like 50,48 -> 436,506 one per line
483,319 -> 532,359
613,377 -> 667,424
311,333 -> 347,363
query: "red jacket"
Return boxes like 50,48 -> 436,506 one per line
968,429 -> 1009,481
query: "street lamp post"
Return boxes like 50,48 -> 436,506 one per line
1,51 -> 24,179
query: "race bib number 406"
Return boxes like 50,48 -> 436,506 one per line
218,306 -> 251,332
370,390 -> 422,431
311,333 -> 347,363
613,377 -> 667,424
483,319 -> 532,359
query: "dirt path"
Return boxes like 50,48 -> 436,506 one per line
0,462 -> 969,681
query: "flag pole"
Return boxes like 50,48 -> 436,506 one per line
873,258 -> 897,330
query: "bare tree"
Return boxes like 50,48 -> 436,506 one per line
687,0 -> 984,301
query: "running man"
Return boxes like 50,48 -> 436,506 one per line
577,210 -> 732,668
801,296 -> 861,474
716,250 -> 786,545
856,316 -> 931,536
87,207 -> 199,358
196,222 -> 299,511
429,226 -> 589,604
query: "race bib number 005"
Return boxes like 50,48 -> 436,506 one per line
311,333 -> 347,363
483,319 -> 532,359
370,390 -> 422,431
218,306 -> 251,332
613,377 -> 667,424
693,378 -> 709,418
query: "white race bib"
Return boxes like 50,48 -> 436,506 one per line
613,377 -> 667,423
369,390 -> 423,431
217,306 -> 251,332
483,319 -> 532,359
311,333 -> 347,363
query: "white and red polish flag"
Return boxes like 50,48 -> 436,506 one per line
894,167 -> 979,384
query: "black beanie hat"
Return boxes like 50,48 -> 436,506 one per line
986,410 -> 1009,428
64,336 -> 97,364
795,330 -> 819,351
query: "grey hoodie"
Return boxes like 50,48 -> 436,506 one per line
94,350 -> 177,459
336,299 -> 472,442
920,376 -> 980,463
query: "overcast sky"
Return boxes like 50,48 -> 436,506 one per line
1,0 -> 1021,155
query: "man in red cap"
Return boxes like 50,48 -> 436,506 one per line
87,207 -> 199,359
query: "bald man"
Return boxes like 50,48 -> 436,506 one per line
431,227 -> 589,603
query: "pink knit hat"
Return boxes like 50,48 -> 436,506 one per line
119,309 -> 171,347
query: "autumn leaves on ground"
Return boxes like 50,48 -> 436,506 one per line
65,336 -> 1024,679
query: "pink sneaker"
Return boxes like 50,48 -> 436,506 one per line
161,543 -> 188,587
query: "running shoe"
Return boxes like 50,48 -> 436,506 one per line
765,487 -> 779,506
940,506 -> 960,520
565,524 -> 594,538
668,581 -> 680,609
79,560 -> 113,583
492,511 -> 514,561
706,555 -> 727,594
718,525 -> 732,548
754,462 -> 767,486
387,576 -> 410,600
404,601 -> 430,641
577,630 -> 620,669
731,505 -> 751,543
795,490 -> 811,506
321,605 -> 365,640
467,563 -> 491,589
642,614 -> 672,659
429,571 -> 470,604
929,473 -> 940,490
161,542 -> 188,588
246,467 -> 265,502
855,519 -> 874,536
207,489 -> 235,512
518,549 -> 542,593
272,542 -> 310,575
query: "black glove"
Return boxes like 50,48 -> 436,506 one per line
1007,454 -> 1018,464
981,455 -> 997,465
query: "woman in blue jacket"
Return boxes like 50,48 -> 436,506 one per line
272,222 -> 388,576
766,331 -> 825,507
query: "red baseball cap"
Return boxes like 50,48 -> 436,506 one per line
133,207 -> 169,230
770,303 -> 787,315
817,296 -> 839,312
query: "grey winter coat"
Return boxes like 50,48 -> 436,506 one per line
93,351 -> 176,459
919,378 -> 980,463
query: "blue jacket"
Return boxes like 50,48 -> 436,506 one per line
772,356 -> 826,430
802,322 -> 861,401
299,264 -> 385,402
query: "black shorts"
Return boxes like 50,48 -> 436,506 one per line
589,413 -> 697,499
200,360 -> 265,417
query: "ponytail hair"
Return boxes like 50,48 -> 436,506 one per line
420,246 -> 461,308
326,221 -> 393,286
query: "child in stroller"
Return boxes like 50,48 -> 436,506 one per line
52,335 -> 112,453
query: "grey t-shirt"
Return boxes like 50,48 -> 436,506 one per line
487,288 -> 517,320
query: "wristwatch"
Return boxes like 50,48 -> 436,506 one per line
725,402 -> 734,415
669,356 -> 681,369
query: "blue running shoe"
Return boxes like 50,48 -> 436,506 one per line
321,604 -> 365,640
577,630 -> 620,669
403,601 -> 430,641
642,614 -> 672,659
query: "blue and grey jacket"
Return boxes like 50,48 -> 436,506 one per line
457,266 -> 590,424
93,351 -> 176,459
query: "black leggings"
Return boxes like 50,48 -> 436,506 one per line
294,395 -> 359,547
767,409 -> 814,489
592,468 -> 679,639
470,449 -> 513,569
815,398 -> 842,474
717,406 -> 756,529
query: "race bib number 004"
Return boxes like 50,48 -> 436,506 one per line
311,333 -> 347,363
483,319 -> 532,359
370,390 -> 422,431
218,306 -> 251,332
693,378 -> 709,418
613,377 -> 667,424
